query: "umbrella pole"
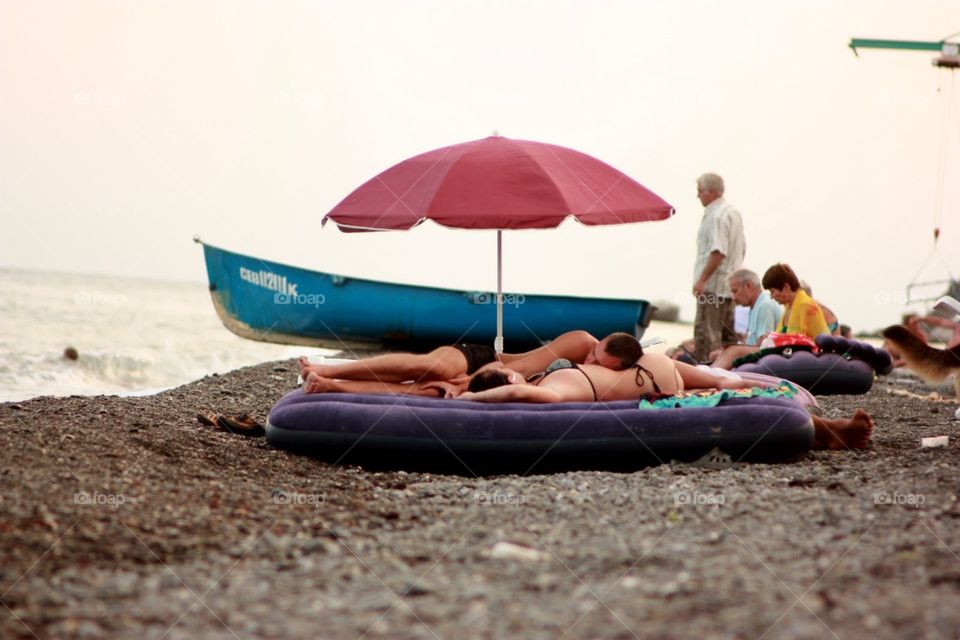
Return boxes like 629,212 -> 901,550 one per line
496,230 -> 504,354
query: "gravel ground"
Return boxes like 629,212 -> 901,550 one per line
1,361 -> 959,639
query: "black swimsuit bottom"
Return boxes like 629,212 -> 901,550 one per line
452,343 -> 498,375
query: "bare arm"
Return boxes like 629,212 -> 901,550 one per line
458,384 -> 563,403
323,378 -> 444,397
417,379 -> 468,398
919,315 -> 959,329
674,361 -> 754,390
498,330 -> 597,376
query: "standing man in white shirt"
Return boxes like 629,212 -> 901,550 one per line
692,173 -> 746,361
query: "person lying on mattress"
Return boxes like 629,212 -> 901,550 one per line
459,354 -> 747,403
305,344 -> 751,401
303,338 -> 708,398
458,357 -> 874,451
299,330 -> 640,385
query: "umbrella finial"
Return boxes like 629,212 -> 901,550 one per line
491,129 -> 500,137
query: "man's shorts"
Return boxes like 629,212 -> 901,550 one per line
451,343 -> 498,375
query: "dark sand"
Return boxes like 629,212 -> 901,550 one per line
1,362 -> 959,639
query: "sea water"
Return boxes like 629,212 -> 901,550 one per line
0,268 -> 336,401
0,268 -> 696,402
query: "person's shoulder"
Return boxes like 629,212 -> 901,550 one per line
640,352 -> 673,366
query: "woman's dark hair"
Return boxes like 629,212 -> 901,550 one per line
604,332 -> 643,368
762,263 -> 800,292
468,369 -> 511,393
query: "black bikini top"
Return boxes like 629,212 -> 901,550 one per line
530,358 -> 599,401
531,356 -> 661,401
633,360 -> 662,395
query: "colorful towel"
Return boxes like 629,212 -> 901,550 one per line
638,381 -> 800,410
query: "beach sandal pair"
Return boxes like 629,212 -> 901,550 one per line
196,412 -> 266,437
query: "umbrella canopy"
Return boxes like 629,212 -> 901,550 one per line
323,136 -> 674,231
322,135 -> 675,352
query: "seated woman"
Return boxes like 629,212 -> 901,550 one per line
711,263 -> 830,369
460,357 -> 874,451
766,263 -> 830,338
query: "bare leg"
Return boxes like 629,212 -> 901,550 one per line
812,409 -> 874,450
711,345 -> 758,370
298,346 -> 468,383
303,372 -> 443,397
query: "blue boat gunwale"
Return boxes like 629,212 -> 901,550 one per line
197,237 -> 652,304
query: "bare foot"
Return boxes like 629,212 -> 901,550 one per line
813,408 -> 874,450
298,356 -> 329,380
303,372 -> 337,394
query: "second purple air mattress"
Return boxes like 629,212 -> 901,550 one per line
734,351 -> 875,395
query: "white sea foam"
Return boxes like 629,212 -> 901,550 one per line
0,268 -> 335,401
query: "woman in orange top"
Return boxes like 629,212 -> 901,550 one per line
761,263 -> 830,339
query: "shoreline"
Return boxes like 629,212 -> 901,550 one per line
2,359 -> 959,638
2,316 -> 925,404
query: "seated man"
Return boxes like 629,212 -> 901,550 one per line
461,358 -> 874,451
710,268 -> 782,369
301,331 -> 642,395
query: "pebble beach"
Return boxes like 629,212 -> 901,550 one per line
1,360 -> 959,639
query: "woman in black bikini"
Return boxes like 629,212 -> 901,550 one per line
457,351 -> 749,403
460,356 -> 875,450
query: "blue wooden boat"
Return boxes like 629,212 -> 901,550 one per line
196,239 -> 654,350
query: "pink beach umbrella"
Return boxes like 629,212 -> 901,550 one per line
323,135 -> 675,351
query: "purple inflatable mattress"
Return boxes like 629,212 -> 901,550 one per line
266,390 -> 815,474
734,351 -> 874,395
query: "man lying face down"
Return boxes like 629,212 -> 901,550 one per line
301,331 -> 643,397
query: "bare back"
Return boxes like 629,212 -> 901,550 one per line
535,353 -> 682,402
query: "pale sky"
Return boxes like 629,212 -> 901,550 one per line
2,0 -> 958,332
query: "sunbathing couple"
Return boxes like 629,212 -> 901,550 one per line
299,330 -> 872,450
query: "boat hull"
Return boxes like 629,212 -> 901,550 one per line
198,241 -> 653,350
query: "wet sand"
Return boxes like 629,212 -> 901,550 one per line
1,362 -> 959,639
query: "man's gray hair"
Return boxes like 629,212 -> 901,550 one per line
729,268 -> 760,288
697,173 -> 725,195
